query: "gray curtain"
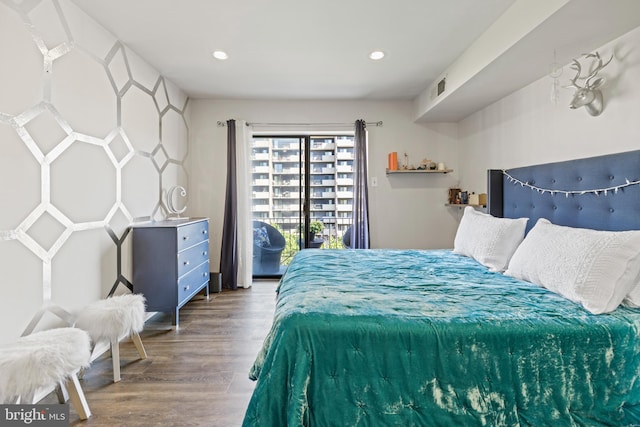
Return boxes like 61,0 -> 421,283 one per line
351,119 -> 370,249
220,119 -> 238,289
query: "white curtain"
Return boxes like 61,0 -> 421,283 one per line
235,120 -> 253,288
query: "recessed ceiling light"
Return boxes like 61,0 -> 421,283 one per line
369,50 -> 385,61
212,50 -> 228,60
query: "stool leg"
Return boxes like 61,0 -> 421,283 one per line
64,373 -> 91,420
111,339 -> 121,382
131,332 -> 147,360
56,383 -> 69,404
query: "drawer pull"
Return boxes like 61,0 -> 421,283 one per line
202,272 -> 207,277
202,251 -> 207,256
184,261 -> 190,266
202,230 -> 207,234
183,236 -> 189,241
184,285 -> 190,291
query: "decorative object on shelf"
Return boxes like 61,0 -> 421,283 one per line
386,168 -> 452,175
468,192 -> 479,205
387,152 -> 398,171
502,170 -> 640,196
437,162 -> 446,171
460,191 -> 469,204
446,190 -> 487,208
401,152 -> 409,170
417,158 -> 431,170
449,188 -> 461,204
565,51 -> 613,116
548,49 -> 563,105
166,185 -> 187,219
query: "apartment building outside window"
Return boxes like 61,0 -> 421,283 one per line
251,135 -> 354,276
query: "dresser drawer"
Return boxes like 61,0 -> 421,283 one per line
177,260 -> 209,306
177,220 -> 209,252
177,240 -> 209,277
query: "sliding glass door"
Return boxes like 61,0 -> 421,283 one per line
251,135 -> 354,277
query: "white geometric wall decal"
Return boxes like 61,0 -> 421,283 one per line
105,127 -> 134,166
121,154 -> 160,221
0,0 -> 190,341
27,0 -> 71,51
152,143 -> 169,172
153,77 -> 169,113
161,107 -> 188,161
50,141 -> 117,224
105,41 -> 132,95
24,210 -> 66,252
22,103 -> 70,155
121,84 -> 160,153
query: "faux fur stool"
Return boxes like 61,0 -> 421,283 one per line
75,294 -> 147,382
0,327 -> 92,419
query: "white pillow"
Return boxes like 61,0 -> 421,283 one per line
505,218 -> 640,314
453,206 -> 528,272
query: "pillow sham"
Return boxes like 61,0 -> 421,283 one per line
453,206 -> 528,272
505,218 -> 640,314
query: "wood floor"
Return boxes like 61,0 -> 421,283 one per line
42,281 -> 279,427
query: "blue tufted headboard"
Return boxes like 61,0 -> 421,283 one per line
487,150 -> 640,233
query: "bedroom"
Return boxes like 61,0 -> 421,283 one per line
2,0 -> 640,425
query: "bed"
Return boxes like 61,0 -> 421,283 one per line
243,150 -> 640,426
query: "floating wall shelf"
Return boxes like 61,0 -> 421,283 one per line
386,169 -> 453,175
445,203 -> 486,209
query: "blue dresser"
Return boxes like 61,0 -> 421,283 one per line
132,218 -> 210,327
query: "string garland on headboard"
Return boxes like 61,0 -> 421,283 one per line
502,170 -> 640,197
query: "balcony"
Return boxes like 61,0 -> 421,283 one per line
311,142 -> 335,150
336,178 -> 353,185
336,165 -> 352,173
253,140 -> 270,148
252,166 -> 269,173
252,217 -> 353,276
336,138 -> 353,147
336,152 -> 353,160
252,153 -> 269,161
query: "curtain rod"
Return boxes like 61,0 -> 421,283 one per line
216,121 -> 382,127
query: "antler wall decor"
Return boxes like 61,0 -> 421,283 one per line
565,51 -> 613,117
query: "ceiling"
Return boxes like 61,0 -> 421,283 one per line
68,0 -> 516,100
69,0 -> 640,115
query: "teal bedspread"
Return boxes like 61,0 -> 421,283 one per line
243,250 -> 640,426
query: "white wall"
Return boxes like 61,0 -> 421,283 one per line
457,25 -> 640,191
0,0 -> 188,344
188,99 -> 461,268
